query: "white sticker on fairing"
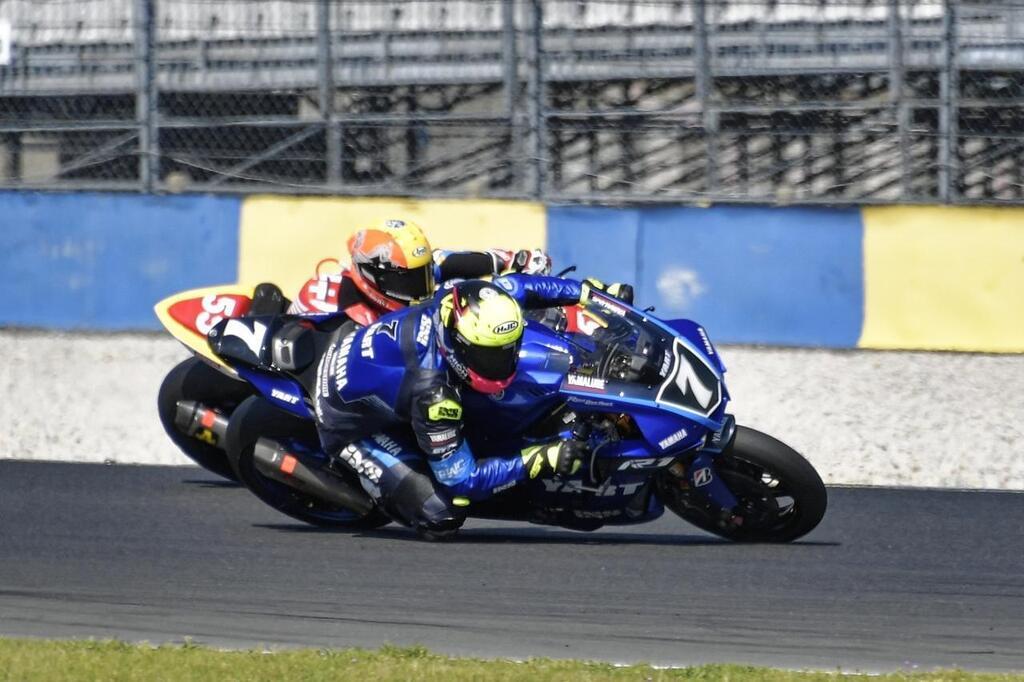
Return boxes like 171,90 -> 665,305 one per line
697,326 -> 715,356
590,295 -> 626,317
223,318 -> 267,356
566,374 -> 606,391
657,428 -> 688,450
617,456 -> 676,471
675,357 -> 714,410
270,388 -> 300,405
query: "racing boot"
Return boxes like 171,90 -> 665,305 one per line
339,438 -> 467,541
250,282 -> 291,315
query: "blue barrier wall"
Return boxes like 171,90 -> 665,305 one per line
545,206 -> 641,286
548,204 -> 865,347
0,192 -> 240,330
2,192 -> 1019,352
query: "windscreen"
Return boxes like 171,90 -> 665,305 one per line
568,295 -> 675,389
565,292 -> 725,423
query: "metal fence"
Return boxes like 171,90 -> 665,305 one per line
2,0 -> 1024,203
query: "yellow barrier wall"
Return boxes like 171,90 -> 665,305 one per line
860,206 -> 1024,352
236,197 -> 1023,353
238,196 -> 546,298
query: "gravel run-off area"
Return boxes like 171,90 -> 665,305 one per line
2,329 -> 1022,490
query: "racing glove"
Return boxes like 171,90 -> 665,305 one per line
510,249 -> 553,276
581,277 -> 634,305
521,440 -> 586,479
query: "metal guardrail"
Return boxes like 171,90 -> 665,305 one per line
1,0 -> 1024,204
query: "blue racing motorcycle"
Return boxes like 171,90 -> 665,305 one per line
157,285 -> 826,542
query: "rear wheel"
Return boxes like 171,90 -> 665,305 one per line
157,357 -> 253,481
224,396 -> 391,530
658,426 -> 826,543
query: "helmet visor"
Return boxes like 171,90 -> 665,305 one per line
455,335 -> 522,381
370,263 -> 434,302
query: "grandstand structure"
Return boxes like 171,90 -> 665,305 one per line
0,0 -> 1022,203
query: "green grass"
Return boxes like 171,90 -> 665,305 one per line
0,639 -> 1020,682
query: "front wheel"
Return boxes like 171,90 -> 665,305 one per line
224,396 -> 391,530
657,426 -> 827,543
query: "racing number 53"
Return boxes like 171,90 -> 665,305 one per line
196,295 -> 238,334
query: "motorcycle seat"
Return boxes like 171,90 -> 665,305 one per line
209,315 -> 337,376
210,314 -> 356,401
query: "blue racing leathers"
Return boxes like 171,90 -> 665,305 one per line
490,272 -> 583,309
312,274 -> 584,530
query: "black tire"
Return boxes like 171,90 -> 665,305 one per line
658,426 -> 827,543
157,357 -> 254,481
224,395 -> 391,530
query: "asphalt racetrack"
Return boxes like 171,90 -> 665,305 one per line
1,461 -> 1021,672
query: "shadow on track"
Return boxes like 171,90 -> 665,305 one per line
251,523 -> 839,547
180,479 -> 242,489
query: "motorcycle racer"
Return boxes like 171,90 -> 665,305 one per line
310,274 -> 597,539
287,217 -> 553,324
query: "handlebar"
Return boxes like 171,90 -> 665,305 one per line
554,265 -> 577,278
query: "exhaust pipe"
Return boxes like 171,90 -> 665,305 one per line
175,400 -> 230,449
252,438 -> 375,516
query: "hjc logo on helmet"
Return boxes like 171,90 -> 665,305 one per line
492,320 -> 519,335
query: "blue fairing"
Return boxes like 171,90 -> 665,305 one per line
236,366 -> 313,419
664,318 -> 728,375
558,292 -> 730,456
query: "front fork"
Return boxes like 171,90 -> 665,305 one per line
682,451 -> 738,510
673,415 -> 739,512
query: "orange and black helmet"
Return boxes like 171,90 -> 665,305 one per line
347,218 -> 435,310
